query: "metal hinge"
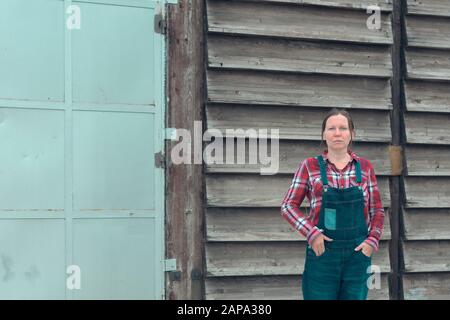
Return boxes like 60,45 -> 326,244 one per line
154,0 -> 179,34
164,259 -> 181,281
155,151 -> 165,168
165,128 -> 177,141
191,269 -> 203,281
154,13 -> 167,35
164,259 -> 177,272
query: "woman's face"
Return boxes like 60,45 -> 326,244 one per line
322,114 -> 355,152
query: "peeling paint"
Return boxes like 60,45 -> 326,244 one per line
1,254 -> 14,282
24,265 -> 40,283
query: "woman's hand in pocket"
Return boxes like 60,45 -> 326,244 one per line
354,242 -> 373,258
311,233 -> 333,256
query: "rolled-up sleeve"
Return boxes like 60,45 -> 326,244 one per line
364,163 -> 385,251
281,160 -> 322,246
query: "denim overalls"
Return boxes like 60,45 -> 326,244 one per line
302,155 -> 372,300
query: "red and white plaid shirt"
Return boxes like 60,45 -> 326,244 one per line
280,149 -> 385,251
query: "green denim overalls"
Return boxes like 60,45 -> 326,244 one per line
302,155 -> 372,300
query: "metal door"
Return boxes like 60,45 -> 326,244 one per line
0,0 -> 165,299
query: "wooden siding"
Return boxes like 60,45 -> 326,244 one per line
403,208 -> 450,240
206,207 -> 391,241
403,273 -> 450,300
206,105 -> 392,141
208,34 -> 392,77
405,145 -> 450,176
207,70 -> 392,109
206,174 -> 391,207
242,0 -> 393,11
405,112 -> 450,145
205,241 -> 391,276
403,240 -> 450,272
204,0 -> 395,300
407,0 -> 450,17
207,0 -> 393,44
406,48 -> 450,81
404,81 -> 450,113
206,140 -> 393,175
404,177 -> 450,208
402,0 -> 450,299
406,15 -> 450,49
205,274 -> 391,300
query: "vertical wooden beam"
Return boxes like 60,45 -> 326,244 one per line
166,0 -> 206,300
389,0 -> 407,300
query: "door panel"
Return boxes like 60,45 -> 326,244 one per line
73,111 -> 156,210
0,0 -> 64,102
72,2 -> 156,105
0,0 -> 165,299
72,217 -> 157,299
0,108 -> 65,210
0,219 -> 66,299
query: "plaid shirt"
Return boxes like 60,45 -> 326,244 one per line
280,150 -> 385,251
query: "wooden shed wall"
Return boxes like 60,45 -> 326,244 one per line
204,0 -> 395,300
402,0 -> 450,300
166,0 -> 205,300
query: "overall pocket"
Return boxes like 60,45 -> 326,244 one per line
324,208 -> 337,230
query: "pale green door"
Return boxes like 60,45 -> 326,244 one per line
0,0 -> 165,299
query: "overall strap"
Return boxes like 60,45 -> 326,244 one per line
355,159 -> 362,184
316,155 -> 328,186
318,155 -> 362,185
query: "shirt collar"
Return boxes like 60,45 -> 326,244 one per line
322,149 -> 359,164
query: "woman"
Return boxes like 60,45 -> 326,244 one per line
280,108 -> 385,300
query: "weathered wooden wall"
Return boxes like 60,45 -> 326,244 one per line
402,0 -> 450,300
166,0 -> 205,300
204,0 -> 395,299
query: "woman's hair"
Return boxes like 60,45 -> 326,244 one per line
320,108 -> 355,150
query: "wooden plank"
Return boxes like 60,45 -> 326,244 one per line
405,112 -> 450,144
166,0 -> 205,300
403,208 -> 450,240
403,273 -> 450,300
407,0 -> 450,17
208,34 -> 392,77
238,0 -> 393,12
206,207 -> 392,241
404,177 -> 450,208
406,15 -> 450,49
205,241 -> 391,276
206,275 -> 302,300
207,174 -> 294,207
206,174 -> 391,207
206,104 -> 391,143
390,0 -> 403,299
406,48 -> 450,80
404,80 -> 450,113
205,274 -> 391,300
205,139 -> 393,175
207,0 -> 393,44
403,240 -> 450,272
207,70 -> 393,110
405,145 -> 450,176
